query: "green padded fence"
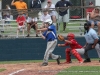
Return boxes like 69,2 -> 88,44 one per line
0,37 -> 98,61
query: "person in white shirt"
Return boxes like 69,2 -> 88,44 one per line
44,0 -> 56,26
40,9 -> 52,28
3,5 -> 11,24
26,14 -> 39,37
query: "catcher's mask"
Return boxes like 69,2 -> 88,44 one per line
67,33 -> 75,40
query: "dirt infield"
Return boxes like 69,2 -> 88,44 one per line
0,61 -> 100,75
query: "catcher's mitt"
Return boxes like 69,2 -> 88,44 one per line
58,34 -> 65,41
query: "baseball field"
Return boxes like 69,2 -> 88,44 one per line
0,59 -> 100,75
0,21 -> 100,75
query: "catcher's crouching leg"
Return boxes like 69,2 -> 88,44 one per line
71,49 -> 83,63
65,48 -> 72,63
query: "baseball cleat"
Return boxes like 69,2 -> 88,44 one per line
79,61 -> 83,64
56,55 -> 61,65
16,36 -> 18,38
26,34 -> 30,37
36,34 -> 39,37
41,62 -> 48,66
83,58 -> 91,63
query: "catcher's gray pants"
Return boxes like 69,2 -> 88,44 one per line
43,39 -> 59,63
76,48 -> 85,55
84,43 -> 100,59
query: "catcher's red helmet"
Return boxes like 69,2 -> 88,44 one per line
67,33 -> 75,39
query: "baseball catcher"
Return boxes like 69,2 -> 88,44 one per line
58,33 -> 85,63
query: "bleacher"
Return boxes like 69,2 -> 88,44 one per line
0,6 -> 99,38
0,19 -> 43,38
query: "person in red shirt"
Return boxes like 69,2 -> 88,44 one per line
16,12 -> 26,38
58,33 -> 84,63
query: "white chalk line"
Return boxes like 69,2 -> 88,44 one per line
9,69 -> 25,75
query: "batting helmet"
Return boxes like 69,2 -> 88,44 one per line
44,19 -> 52,25
67,33 -> 75,39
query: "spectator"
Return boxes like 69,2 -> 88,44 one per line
16,11 -> 26,38
30,0 -> 41,9
26,14 -> 39,37
44,0 -> 56,26
86,1 -> 94,21
11,0 -> 27,14
3,4 -> 11,24
58,33 -> 83,63
6,4 -> 11,10
55,0 -> 72,32
40,9 -> 52,28
83,22 -> 100,62
88,7 -> 100,35
29,0 -> 41,27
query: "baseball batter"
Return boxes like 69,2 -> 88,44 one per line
37,19 -> 61,66
58,33 -> 84,63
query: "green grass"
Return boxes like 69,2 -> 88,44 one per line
0,59 -> 77,64
0,69 -> 6,72
0,59 -> 68,64
0,60 -> 41,64
0,59 -> 99,74
57,66 -> 100,75
0,59 -> 61,64
0,59 -> 99,64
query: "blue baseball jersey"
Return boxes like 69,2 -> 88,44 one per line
84,28 -> 99,44
55,0 -> 72,16
43,24 -> 57,41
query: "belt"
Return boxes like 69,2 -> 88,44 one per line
48,39 -> 55,41
88,43 -> 94,45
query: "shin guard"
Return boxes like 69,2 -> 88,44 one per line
65,48 -> 71,63
71,49 -> 83,62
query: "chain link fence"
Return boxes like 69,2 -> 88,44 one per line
0,4 -> 100,38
